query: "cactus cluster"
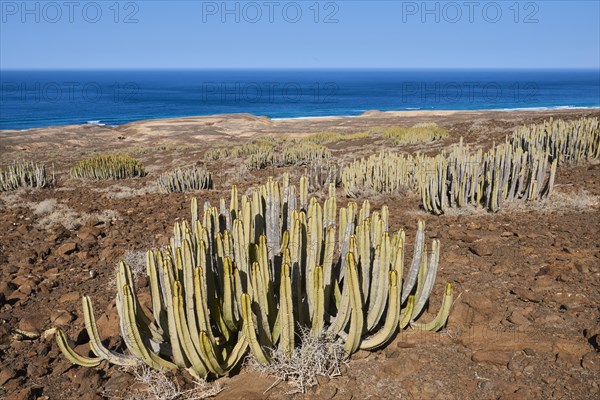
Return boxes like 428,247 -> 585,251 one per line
245,142 -> 331,171
420,139 -> 557,214
204,138 -> 330,171
303,131 -> 369,144
341,151 -> 426,197
307,160 -> 343,190
243,145 -> 282,170
511,117 -> 599,164
372,123 -> 449,146
0,161 -> 55,191
342,139 -> 557,214
55,175 -> 452,378
70,154 -> 145,180
204,139 -> 277,161
157,166 -> 213,193
282,142 -> 331,166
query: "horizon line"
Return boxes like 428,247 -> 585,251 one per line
2,67 -> 600,72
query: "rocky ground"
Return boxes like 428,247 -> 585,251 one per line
0,109 -> 599,400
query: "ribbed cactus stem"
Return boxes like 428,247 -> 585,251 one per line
310,266 -> 325,337
360,270 -> 401,350
279,263 -> 295,358
402,220 -> 425,303
55,328 -> 102,367
241,293 -> 271,365
410,283 -> 453,331
344,252 -> 364,356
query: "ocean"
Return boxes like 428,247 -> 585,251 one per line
0,69 -> 598,130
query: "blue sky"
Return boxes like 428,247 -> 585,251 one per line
1,0 -> 599,69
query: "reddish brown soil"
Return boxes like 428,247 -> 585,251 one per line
0,110 -> 599,400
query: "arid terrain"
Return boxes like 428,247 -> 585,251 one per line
1,109 -> 599,400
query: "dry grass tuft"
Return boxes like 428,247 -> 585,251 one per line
32,198 -> 58,216
123,249 -> 148,277
107,249 -> 149,292
35,206 -> 82,229
25,199 -> 120,230
246,328 -> 347,394
504,186 -> 600,212
96,182 -> 161,199
0,191 -> 23,209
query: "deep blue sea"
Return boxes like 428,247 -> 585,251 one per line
1,69 -> 599,130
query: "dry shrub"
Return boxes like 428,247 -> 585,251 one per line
247,328 -> 347,394
26,199 -> 120,230
96,182 -> 161,199
32,198 -> 58,215
0,192 -> 23,208
504,186 -> 599,212
123,249 -> 148,277
107,249 -> 149,292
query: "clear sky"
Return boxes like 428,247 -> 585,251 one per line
1,0 -> 599,69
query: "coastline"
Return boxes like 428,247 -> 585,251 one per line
3,106 -> 600,133
1,107 -> 599,167
272,106 -> 600,121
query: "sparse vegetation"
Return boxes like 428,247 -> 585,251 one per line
157,166 -> 213,193
307,160 -> 343,190
282,141 -> 331,166
0,161 -> 55,191
97,182 -> 160,199
124,144 -> 198,155
302,131 -> 344,144
70,154 -> 145,180
205,132 -> 367,166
